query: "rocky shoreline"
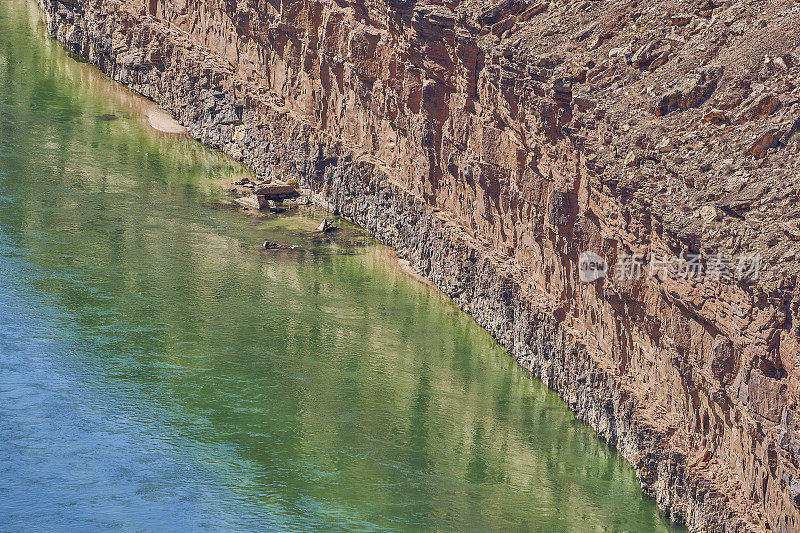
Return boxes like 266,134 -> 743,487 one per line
37,0 -> 800,530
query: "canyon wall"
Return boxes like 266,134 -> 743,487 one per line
38,0 -> 800,530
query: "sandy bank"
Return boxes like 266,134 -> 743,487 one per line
146,108 -> 187,134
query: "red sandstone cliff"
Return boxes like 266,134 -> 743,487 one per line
39,0 -> 800,530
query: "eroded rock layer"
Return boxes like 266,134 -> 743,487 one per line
38,0 -> 800,530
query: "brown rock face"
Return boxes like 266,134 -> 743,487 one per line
38,0 -> 800,530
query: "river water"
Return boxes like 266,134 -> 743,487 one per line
0,1 -> 680,531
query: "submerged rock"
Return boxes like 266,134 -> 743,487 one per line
316,219 -> 337,233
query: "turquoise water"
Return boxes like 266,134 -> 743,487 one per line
0,0 -> 680,530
